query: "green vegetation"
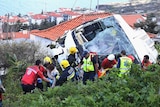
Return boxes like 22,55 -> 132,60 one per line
2,63 -> 160,107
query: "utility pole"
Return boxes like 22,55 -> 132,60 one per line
6,13 -> 9,39
97,0 -> 99,12
44,0 -> 47,13
90,0 -> 92,10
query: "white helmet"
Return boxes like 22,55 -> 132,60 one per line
107,54 -> 115,61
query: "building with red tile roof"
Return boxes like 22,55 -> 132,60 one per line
121,14 -> 145,28
47,12 -> 62,17
31,14 -> 48,20
0,16 -> 28,25
60,11 -> 81,16
0,31 -> 30,40
46,12 -> 63,25
122,14 -> 159,39
59,8 -> 72,12
30,14 -> 49,25
31,12 -> 112,41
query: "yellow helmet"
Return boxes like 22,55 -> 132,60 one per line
44,56 -> 52,64
60,60 -> 70,68
69,47 -> 77,54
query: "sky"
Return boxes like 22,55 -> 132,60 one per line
0,0 -> 129,16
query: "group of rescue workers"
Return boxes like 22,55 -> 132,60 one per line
20,46 -> 157,94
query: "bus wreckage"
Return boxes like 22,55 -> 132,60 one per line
49,14 -> 158,68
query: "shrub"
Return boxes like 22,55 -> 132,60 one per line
0,40 -> 48,68
2,63 -> 160,107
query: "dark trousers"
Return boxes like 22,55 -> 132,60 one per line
36,82 -> 44,91
83,71 -> 95,85
21,84 -> 35,94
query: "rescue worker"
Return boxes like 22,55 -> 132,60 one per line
55,60 -> 76,86
36,56 -> 53,91
98,54 -> 117,78
101,54 -> 117,69
43,56 -> 53,67
67,47 -> 82,80
117,50 -> 132,77
52,55 -> 62,73
67,47 -> 78,67
46,63 -> 60,88
44,56 -> 60,88
141,55 -> 152,70
79,51 -> 99,85
21,60 -> 53,94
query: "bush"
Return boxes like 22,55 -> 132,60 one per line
0,40 -> 48,68
2,63 -> 160,107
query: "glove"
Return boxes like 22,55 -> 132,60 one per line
48,78 -> 53,84
56,75 -> 60,79
37,78 -> 42,83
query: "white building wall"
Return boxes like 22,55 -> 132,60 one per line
31,19 -> 42,25
56,17 -> 64,24
30,34 -> 52,46
30,34 -> 53,56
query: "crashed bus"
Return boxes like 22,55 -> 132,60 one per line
50,14 -> 158,66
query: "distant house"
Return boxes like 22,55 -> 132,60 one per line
30,14 -> 49,25
47,12 -> 63,25
0,16 -> 28,25
0,30 -> 30,40
60,10 -> 81,22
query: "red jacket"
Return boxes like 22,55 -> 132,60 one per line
21,65 -> 45,85
39,65 -> 46,73
101,58 -> 117,69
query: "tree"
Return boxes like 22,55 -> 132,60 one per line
134,13 -> 160,34
39,19 -> 56,30
14,20 -> 23,32
17,13 -> 21,17
21,24 -> 29,30
2,22 -> 9,32
0,40 -> 46,68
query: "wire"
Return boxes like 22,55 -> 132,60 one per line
72,0 -> 78,9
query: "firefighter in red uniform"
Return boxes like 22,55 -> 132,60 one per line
21,60 -> 53,94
